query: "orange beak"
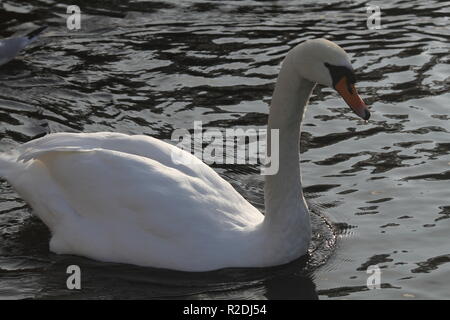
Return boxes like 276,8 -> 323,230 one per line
334,77 -> 370,120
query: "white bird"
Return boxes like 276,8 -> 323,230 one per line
0,39 -> 369,271
0,26 -> 47,66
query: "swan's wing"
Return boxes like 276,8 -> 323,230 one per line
17,145 -> 262,237
4,144 -> 265,270
20,132 -> 196,174
18,132 -> 229,188
18,146 -> 95,162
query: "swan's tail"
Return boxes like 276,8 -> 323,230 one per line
0,152 -> 22,180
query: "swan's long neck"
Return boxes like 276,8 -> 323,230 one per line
263,53 -> 315,255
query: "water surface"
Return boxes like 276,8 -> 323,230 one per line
0,0 -> 449,299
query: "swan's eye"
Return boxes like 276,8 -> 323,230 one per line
324,62 -> 356,91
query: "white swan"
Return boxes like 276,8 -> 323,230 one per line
0,39 -> 369,271
0,26 -> 47,66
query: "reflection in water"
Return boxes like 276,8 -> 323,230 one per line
263,271 -> 318,300
0,0 -> 450,299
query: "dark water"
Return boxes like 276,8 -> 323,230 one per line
0,0 -> 449,299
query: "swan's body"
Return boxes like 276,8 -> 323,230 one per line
0,39 -> 369,271
0,26 -> 47,66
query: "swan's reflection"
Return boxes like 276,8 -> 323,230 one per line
29,254 -> 318,299
263,272 -> 317,300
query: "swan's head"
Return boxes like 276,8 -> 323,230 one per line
290,38 -> 370,120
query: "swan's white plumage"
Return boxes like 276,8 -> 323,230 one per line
0,39 -> 362,271
4,132 -> 267,270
